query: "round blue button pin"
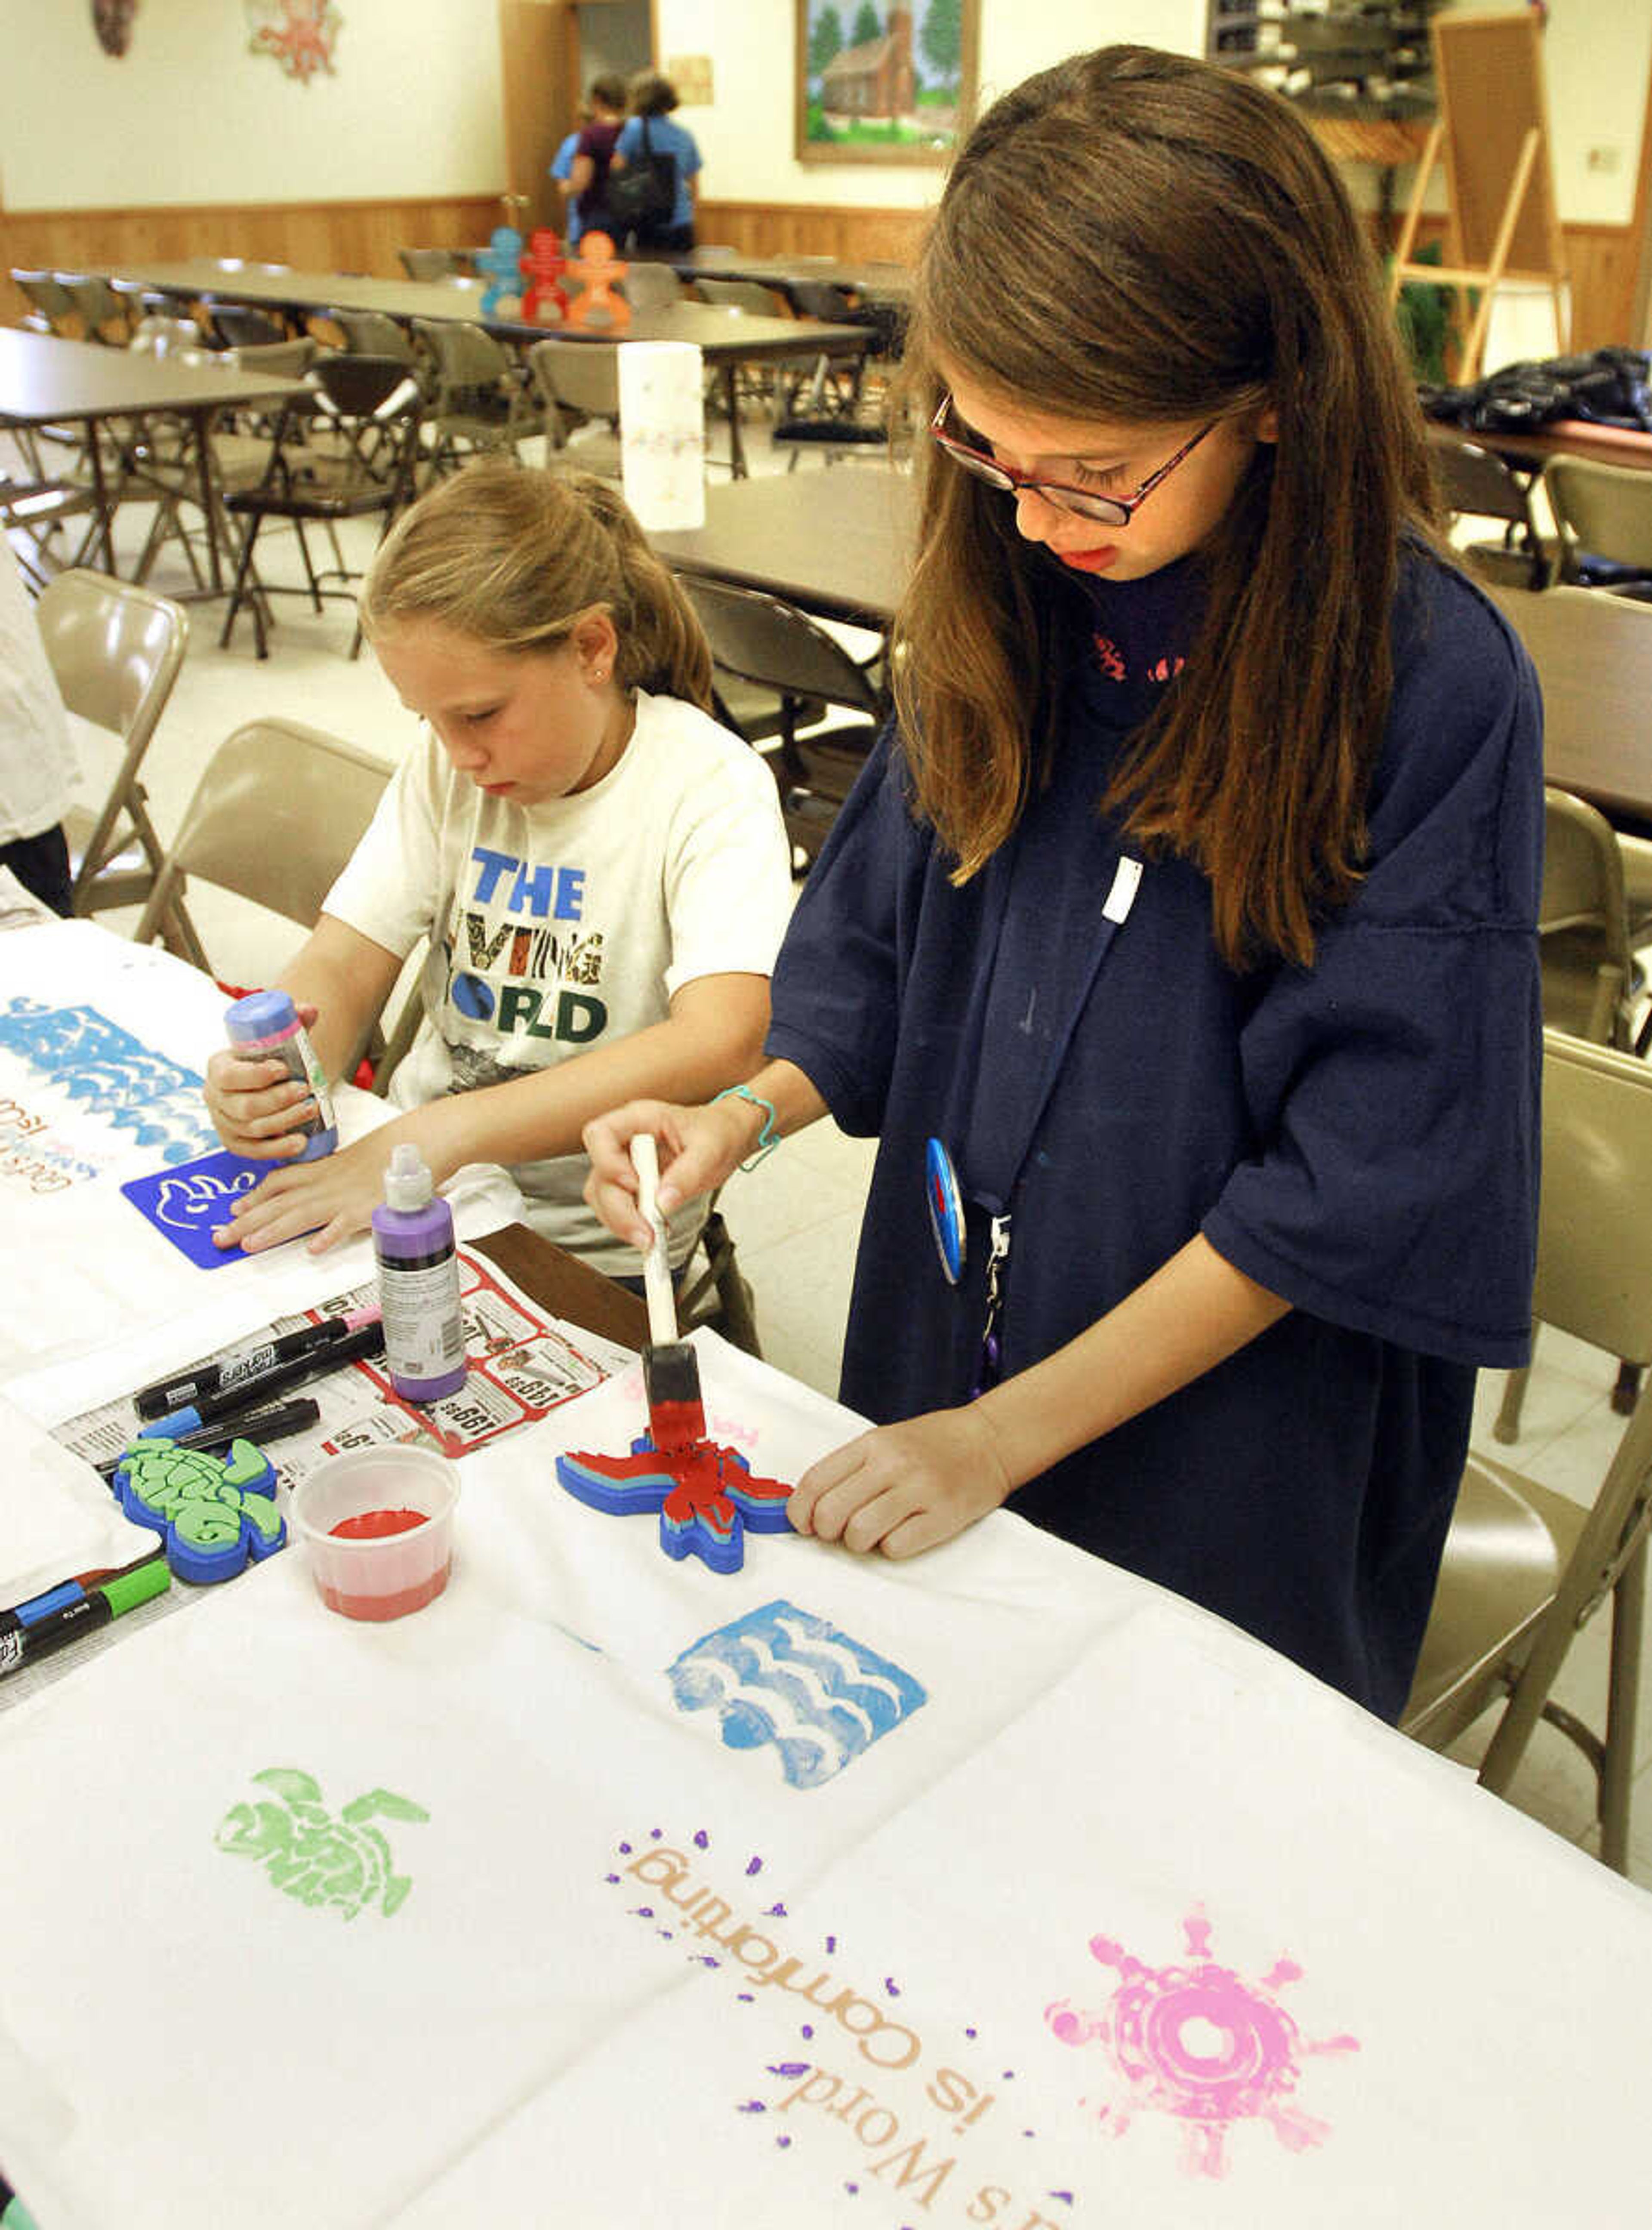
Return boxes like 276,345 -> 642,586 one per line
925,1136 -> 965,1285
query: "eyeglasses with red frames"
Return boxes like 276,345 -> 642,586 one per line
928,395 -> 1217,526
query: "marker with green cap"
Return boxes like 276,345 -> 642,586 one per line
0,1555 -> 170,1680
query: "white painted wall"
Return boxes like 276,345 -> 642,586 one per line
660,0 -> 1205,210
0,0 -> 1643,231
0,0 -> 504,212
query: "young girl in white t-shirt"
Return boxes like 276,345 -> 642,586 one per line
203,460 -> 792,1274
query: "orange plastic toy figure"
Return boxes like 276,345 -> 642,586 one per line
567,232 -> 631,330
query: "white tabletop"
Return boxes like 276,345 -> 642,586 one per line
0,919 -> 1649,2229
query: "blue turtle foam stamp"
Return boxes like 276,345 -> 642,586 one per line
112,1436 -> 285,1582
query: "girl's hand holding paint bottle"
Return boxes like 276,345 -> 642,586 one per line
206,991 -> 337,1163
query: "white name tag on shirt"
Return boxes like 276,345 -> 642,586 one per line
1103,854 -> 1143,925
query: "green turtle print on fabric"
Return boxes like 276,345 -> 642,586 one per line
216,1767 -> 429,1918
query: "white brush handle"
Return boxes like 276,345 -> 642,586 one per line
629,1133 -> 678,1348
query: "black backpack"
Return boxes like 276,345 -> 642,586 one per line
606,117 -> 677,239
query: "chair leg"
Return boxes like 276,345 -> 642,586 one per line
1493,1322 -> 1540,1444
1600,1539 -> 1645,1873
1612,1360 -> 1642,1416
707,1209 -> 762,1359
293,518 -> 324,611
220,509 -> 270,657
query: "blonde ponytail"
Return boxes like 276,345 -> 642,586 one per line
360,459 -> 713,711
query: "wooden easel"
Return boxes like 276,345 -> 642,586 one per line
1389,10 -> 1569,382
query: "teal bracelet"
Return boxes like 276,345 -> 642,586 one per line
713,1084 -> 780,1171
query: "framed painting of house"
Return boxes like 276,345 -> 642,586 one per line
795,0 -> 980,166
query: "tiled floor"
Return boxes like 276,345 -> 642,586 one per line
9,422 -> 1650,1897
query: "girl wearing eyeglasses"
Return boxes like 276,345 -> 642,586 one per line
584,46 -> 1542,1721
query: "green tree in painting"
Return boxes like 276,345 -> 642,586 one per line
921,0 -> 964,91
852,2 -> 884,47
809,3 -> 845,79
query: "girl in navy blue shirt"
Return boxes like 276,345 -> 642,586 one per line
584,46 -> 1542,1719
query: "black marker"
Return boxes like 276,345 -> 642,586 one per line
96,1395 -> 322,1480
139,1320 -> 387,1442
0,1557 -> 170,1681
134,1305 -> 382,1419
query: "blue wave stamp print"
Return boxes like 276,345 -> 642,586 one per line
666,1600 -> 927,1789
0,999 -> 216,1165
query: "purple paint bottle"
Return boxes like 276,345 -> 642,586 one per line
371,1143 -> 466,1403
225,990 -> 337,1160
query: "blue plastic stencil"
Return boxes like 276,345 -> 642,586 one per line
120,1147 -> 265,1267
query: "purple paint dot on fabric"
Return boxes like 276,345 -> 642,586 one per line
632,1906 -> 655,1919
884,1977 -> 901,1997
1002,2070 -> 1015,2080
767,1900 -> 788,1918
737,2100 -> 766,2115
768,2062 -> 810,2079
965,2026 -> 977,2039
1048,2194 -> 1074,2207
746,1855 -> 763,1877
844,2184 -> 858,2197
618,1842 -> 632,1854
800,2024 -> 814,2039
777,2135 -> 792,2148
738,1992 -> 754,2002
826,1934 -> 837,1954
694,1829 -> 709,1848
650,1826 -> 663,1840
605,1873 -> 620,1884
657,1928 -> 675,1940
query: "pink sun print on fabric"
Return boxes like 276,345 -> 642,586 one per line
1045,1908 -> 1359,2179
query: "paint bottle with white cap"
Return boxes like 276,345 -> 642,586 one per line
371,1143 -> 466,1403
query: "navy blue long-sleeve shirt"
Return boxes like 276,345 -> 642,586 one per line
766,544 -> 1543,1718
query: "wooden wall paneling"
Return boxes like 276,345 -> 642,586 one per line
0,195 -> 502,326
6,194 -> 1632,355
694,200 -> 931,263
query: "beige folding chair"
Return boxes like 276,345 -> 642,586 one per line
412,321 -> 541,478
1434,437 -> 1548,589
1405,1029 -> 1652,1873
1495,787 -> 1641,1441
527,339 -> 623,479
0,475 -> 100,592
59,272 -> 133,346
1543,454 -> 1652,596
399,247 -> 466,282
679,574 -> 888,871
621,261 -> 684,312
1538,786 -> 1636,1050
10,268 -> 77,336
133,721 -> 391,1062
32,569 -> 194,948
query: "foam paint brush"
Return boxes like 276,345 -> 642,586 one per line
630,1132 -> 706,1452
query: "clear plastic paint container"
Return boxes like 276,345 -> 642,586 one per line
290,1446 -> 458,1622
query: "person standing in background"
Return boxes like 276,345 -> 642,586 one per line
549,105 -> 586,247
612,71 -> 703,252
567,74 -> 628,248
0,542 -> 77,916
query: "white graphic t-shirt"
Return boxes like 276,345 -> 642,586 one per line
324,691 -> 793,1272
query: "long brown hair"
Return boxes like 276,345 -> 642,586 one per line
897,45 -> 1439,967
360,459 -> 713,711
